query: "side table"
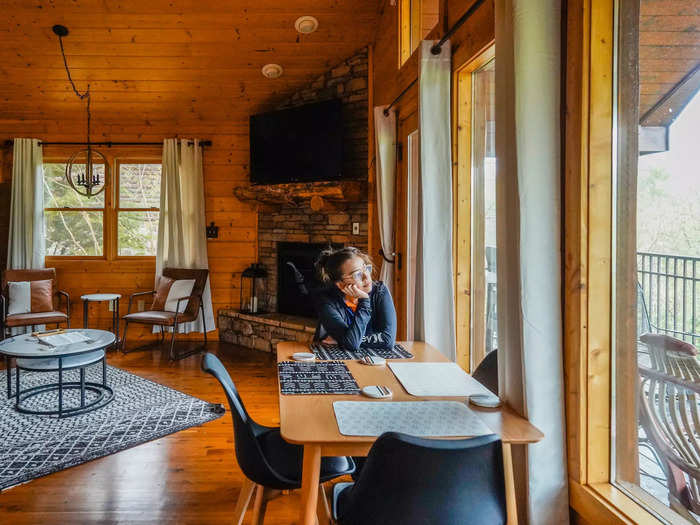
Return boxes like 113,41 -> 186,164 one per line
81,293 -> 121,347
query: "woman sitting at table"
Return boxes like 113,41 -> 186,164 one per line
314,246 -> 397,350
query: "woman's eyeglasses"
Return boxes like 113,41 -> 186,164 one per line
341,264 -> 372,284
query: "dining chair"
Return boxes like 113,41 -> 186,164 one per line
332,431 -> 506,525
638,333 -> 700,523
201,352 -> 355,525
473,349 -> 498,395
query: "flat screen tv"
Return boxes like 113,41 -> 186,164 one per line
249,98 -> 344,184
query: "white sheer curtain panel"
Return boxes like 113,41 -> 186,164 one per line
418,40 -> 456,361
157,138 -> 215,333
373,106 -> 397,294
495,0 -> 569,523
8,138 -> 45,269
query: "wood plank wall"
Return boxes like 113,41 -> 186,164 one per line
370,0 -> 494,336
0,122 -> 258,342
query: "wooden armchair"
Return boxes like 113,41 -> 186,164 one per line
0,268 -> 70,339
638,333 -> 700,523
121,267 -> 209,361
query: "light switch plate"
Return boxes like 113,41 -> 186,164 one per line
352,222 -> 360,235
108,301 -> 114,312
137,300 -> 145,312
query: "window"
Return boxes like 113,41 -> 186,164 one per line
116,162 -> 160,256
612,0 -> 700,520
43,156 -> 161,259
454,46 -> 495,372
399,0 -> 440,66
44,162 -> 105,256
565,0 -> 700,522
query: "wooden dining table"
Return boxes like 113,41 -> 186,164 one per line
277,341 -> 543,525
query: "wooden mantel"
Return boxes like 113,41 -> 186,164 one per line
233,180 -> 367,211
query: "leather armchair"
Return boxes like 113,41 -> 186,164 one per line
0,268 -> 71,339
121,267 -> 209,360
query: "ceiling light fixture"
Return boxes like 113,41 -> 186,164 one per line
53,24 -> 108,198
261,63 -> 284,79
294,16 -> 319,34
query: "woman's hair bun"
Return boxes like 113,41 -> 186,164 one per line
314,246 -> 373,284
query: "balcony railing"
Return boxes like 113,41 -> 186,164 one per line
637,251 -> 700,347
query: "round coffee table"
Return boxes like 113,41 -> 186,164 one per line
0,329 -> 115,417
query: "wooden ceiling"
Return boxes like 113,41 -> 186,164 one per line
0,0 -> 378,126
639,0 -> 700,123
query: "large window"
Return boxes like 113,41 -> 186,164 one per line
612,0 -> 700,521
566,0 -> 700,522
44,157 -> 161,258
399,0 -> 440,66
454,46 -> 495,372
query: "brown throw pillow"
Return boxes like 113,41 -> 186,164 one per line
151,276 -> 175,311
30,279 -> 53,313
640,333 -> 698,356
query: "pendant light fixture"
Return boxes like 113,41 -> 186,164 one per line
53,24 -> 108,198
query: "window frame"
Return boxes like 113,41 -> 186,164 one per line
43,149 -> 161,262
565,0 -> 691,523
452,43 -> 495,373
398,0 -> 440,67
114,159 -> 161,259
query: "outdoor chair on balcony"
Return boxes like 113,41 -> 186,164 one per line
121,268 -> 209,361
639,333 -> 700,523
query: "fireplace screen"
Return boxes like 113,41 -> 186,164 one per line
277,242 -> 341,318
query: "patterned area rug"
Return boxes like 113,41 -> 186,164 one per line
0,364 -> 224,491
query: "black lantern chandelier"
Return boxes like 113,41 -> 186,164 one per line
53,24 -> 108,198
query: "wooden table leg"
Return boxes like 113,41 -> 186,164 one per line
503,443 -> 518,525
299,444 -> 322,525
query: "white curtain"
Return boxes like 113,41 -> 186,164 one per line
374,106 -> 397,294
495,1 -> 569,523
157,138 -> 215,333
418,40 -> 456,361
8,138 -> 45,269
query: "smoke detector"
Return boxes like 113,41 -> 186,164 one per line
295,16 -> 319,34
261,63 -> 284,79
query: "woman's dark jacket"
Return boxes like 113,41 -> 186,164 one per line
313,281 -> 397,351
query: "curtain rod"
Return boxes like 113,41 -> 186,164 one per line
430,0 -> 487,55
3,140 -> 212,148
383,79 -> 418,116
382,0 -> 487,117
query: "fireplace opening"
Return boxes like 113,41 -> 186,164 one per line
277,242 -> 341,318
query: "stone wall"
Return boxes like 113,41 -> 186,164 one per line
258,201 -> 368,312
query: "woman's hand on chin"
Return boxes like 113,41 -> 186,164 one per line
342,283 -> 370,300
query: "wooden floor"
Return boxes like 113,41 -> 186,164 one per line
0,342 -> 307,524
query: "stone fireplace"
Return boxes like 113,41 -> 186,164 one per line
218,47 -> 369,353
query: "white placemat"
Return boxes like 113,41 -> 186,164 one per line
333,401 -> 494,437
388,362 -> 493,397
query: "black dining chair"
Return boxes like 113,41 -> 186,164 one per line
200,353 -> 355,524
473,349 -> 498,395
332,432 -> 506,525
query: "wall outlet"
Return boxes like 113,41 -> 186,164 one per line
108,301 -> 114,312
137,300 -> 145,312
352,222 -> 360,235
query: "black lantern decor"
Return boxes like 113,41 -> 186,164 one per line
240,263 -> 268,314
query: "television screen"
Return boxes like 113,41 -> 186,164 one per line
250,99 -> 344,184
